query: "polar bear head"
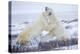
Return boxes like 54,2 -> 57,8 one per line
42,7 -> 53,17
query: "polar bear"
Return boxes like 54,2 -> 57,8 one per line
16,7 -> 69,46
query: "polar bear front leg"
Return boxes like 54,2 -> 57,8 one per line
16,27 -> 32,46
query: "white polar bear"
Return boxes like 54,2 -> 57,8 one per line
16,7 -> 69,45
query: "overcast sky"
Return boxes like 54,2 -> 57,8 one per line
11,1 -> 78,24
12,1 -> 78,14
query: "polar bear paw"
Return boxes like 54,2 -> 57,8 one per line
16,37 -> 29,46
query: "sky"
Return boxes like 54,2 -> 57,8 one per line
11,1 -> 78,24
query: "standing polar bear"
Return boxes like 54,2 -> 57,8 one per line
16,7 -> 69,45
